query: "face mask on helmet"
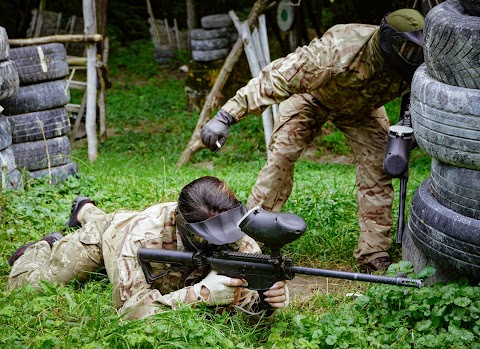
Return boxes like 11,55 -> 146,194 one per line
378,9 -> 425,77
176,203 -> 247,252
380,21 -> 424,65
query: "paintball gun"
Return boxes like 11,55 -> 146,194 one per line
383,92 -> 416,245
138,206 -> 423,310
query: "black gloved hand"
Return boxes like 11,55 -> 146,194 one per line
201,109 -> 236,152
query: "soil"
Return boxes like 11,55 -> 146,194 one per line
287,273 -> 368,303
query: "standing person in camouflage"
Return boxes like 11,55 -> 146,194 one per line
201,9 -> 425,272
7,176 -> 288,320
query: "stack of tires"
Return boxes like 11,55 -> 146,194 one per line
0,26 -> 22,190
403,0 -> 480,284
1,42 -> 78,184
191,14 -> 238,62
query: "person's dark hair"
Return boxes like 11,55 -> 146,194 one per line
178,176 -> 240,223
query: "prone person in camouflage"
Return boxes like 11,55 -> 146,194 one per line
201,9 -> 425,272
7,176 -> 288,320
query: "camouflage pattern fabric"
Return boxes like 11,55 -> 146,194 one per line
222,24 -> 412,264
8,203 -> 262,319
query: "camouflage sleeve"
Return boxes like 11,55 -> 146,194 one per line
222,36 -> 335,122
118,286 -> 192,320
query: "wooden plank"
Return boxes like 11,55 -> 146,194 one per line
146,0 -> 161,47
83,0 -> 98,162
68,80 -> 87,90
230,10 -> 273,151
9,33 -> 102,46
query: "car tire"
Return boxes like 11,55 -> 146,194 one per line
407,179 -> 480,283
190,28 -> 231,40
200,14 -> 233,29
402,226 -> 454,285
0,147 -> 22,190
430,158 -> 480,220
424,0 -> 480,89
11,135 -> 71,171
7,107 -> 70,144
28,161 -> 78,184
0,26 -> 9,61
0,60 -> 19,101
411,64 -> 480,170
458,0 -> 480,16
0,116 -> 12,150
192,48 -> 229,62
9,43 -> 69,86
2,79 -> 70,115
191,37 -> 230,51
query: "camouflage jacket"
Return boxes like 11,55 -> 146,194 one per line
222,24 -> 411,121
101,202 -> 261,319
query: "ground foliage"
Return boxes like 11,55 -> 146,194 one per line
0,39 -> 478,348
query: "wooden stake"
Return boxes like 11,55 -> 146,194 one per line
83,0 -> 98,162
146,0 -> 161,47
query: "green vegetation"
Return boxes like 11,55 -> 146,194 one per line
0,40 -> 478,348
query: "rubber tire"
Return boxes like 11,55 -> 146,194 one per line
191,37 -> 230,51
11,135 -> 71,171
458,0 -> 480,15
0,146 -> 16,174
411,64 -> 480,170
424,0 -> 480,89
0,26 -> 9,61
9,43 -> 69,86
153,45 -> 175,65
0,116 -> 12,150
192,48 -> 229,62
7,107 -> 70,143
2,79 -> 70,115
407,179 -> 480,283
201,14 -> 233,29
4,168 -> 23,190
190,28 -> 231,40
402,226 -> 455,285
430,158 -> 480,220
29,161 -> 78,184
0,60 -> 19,101
0,147 -> 22,190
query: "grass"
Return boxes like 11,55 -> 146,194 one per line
1,39 -> 478,348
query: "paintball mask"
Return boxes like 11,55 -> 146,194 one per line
379,9 -> 424,77
176,203 -> 247,252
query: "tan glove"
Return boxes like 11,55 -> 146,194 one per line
193,270 -> 243,306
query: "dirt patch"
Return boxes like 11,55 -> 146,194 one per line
288,274 -> 367,302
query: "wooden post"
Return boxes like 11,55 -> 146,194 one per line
33,0 -> 47,37
173,18 -> 181,50
230,10 -> 274,153
186,0 -> 197,53
146,0 -> 161,47
164,19 -> 172,47
83,0 -> 98,162
177,0 -> 274,167
98,37 -> 109,142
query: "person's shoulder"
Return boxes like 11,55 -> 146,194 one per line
326,23 -> 378,39
142,202 -> 178,216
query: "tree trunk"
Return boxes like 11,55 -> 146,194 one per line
177,0 -> 274,167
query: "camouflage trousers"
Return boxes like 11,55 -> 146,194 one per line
246,93 -> 394,264
8,206 -> 110,290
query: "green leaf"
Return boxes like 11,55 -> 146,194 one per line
416,266 -> 436,279
454,297 -> 472,307
415,319 -> 432,332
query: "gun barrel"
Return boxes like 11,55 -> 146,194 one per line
291,266 -> 423,288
